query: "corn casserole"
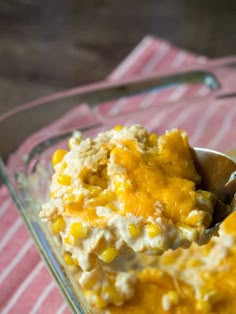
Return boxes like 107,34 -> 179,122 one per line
40,125 -> 234,313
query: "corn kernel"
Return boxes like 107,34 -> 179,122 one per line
101,190 -> 116,200
65,193 -> 83,203
57,174 -> 71,186
88,190 -> 116,207
99,247 -> 118,263
63,253 -> 77,266
101,167 -> 108,179
95,295 -> 108,309
84,290 -> 94,300
87,186 -> 102,197
111,292 -> 122,305
161,254 -> 176,266
177,223 -> 198,241
64,194 -> 83,212
51,216 -> 66,233
114,180 -> 133,197
196,191 -> 215,214
87,175 -> 107,189
113,125 -> 123,131
162,290 -> 180,311
199,287 -> 221,305
52,149 -> 68,166
187,258 -> 202,268
70,222 -> 88,238
60,161 -> 68,171
148,133 -> 158,146
146,223 -> 161,238
50,190 -> 58,198
68,137 -> 81,150
114,181 -> 123,197
199,286 -> 210,300
207,290 -> 222,304
84,290 -> 108,309
185,210 -> 212,227
167,290 -> 180,305
196,300 -> 212,313
65,202 -> 83,212
64,235 -> 75,245
63,194 -> 76,202
128,224 -> 141,238
103,285 -> 122,305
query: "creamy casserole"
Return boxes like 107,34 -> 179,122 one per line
40,125 -> 223,312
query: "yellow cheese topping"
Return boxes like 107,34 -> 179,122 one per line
111,132 -> 199,220
46,125 -> 214,230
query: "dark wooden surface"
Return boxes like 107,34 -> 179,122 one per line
0,0 -> 236,114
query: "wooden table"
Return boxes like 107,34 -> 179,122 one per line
0,0 -> 236,114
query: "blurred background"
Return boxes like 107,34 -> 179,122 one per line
0,0 -> 236,114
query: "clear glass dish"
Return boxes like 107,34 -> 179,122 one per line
1,57 -> 236,313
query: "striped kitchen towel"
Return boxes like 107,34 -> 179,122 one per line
0,36 -> 235,314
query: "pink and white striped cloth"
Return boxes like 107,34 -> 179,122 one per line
1,36 -> 236,314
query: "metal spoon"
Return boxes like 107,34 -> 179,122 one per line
191,148 -> 236,235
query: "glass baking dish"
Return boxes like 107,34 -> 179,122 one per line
1,57 -> 236,313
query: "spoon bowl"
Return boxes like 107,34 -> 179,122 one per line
192,148 -> 236,231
